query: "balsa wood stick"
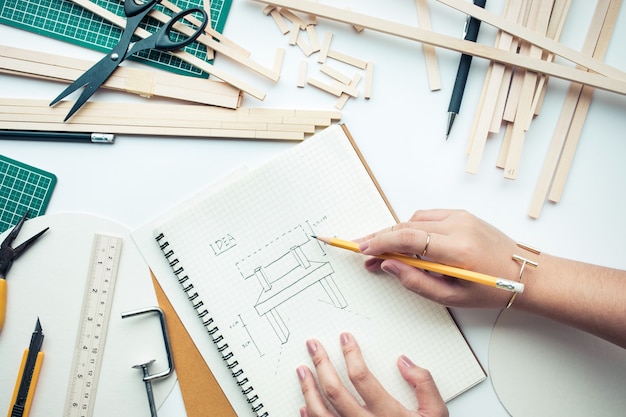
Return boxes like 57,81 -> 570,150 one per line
250,0 -> 626,94
465,0 -> 524,173
200,0 -> 251,57
528,0 -> 571,121
154,4 -> 281,82
335,73 -> 362,109
69,0 -> 266,100
503,0 -> 555,180
500,0 -> 533,124
547,0 -> 621,204
0,99 -> 341,140
415,0 -> 442,91
0,45 -> 242,109
488,0 -> 527,134
436,0 -> 626,81
1,99 -> 341,122
527,0 -> 617,218
465,0 -> 517,151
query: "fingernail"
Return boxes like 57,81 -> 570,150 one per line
296,366 -> 307,381
340,332 -> 351,346
381,262 -> 400,277
364,257 -> 380,269
306,339 -> 317,355
400,355 -> 415,369
358,240 -> 370,253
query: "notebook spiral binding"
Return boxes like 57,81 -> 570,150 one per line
155,233 -> 268,417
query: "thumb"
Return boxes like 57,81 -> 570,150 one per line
397,355 -> 449,417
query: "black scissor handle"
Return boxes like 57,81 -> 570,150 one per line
125,0 -> 162,18
152,8 -> 208,51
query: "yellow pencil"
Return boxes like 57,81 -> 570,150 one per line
313,236 -> 524,293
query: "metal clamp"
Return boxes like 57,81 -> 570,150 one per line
121,306 -> 174,417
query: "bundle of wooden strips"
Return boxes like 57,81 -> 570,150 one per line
0,99 -> 341,141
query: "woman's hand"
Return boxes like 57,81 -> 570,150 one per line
358,209 -> 523,308
296,333 -> 448,417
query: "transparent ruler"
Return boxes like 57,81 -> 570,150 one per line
63,234 -> 122,417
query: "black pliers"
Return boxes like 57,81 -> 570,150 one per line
0,211 -> 48,332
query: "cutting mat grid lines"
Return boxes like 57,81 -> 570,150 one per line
0,155 -> 57,232
0,0 -> 232,77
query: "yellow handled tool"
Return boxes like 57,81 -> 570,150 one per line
0,211 -> 48,332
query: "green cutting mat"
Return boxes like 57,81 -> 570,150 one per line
0,0 -> 232,77
0,155 -> 57,233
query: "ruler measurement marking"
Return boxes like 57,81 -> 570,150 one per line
64,234 -> 122,417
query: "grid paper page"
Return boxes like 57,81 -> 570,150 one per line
154,125 -> 485,416
0,0 -> 231,77
0,155 -> 57,232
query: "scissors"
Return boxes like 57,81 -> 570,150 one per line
0,211 -> 49,332
50,0 -> 208,121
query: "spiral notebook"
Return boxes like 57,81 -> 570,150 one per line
150,124 -> 486,416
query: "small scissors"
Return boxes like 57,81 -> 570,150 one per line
0,211 -> 49,332
50,0 -> 208,121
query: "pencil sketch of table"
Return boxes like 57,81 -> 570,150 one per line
241,234 -> 347,344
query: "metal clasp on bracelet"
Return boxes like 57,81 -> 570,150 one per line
506,243 -> 541,309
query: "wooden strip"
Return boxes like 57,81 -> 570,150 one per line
250,0 -> 626,96
546,86 -> 593,200
326,50 -> 368,69
0,120 -> 306,140
496,121 -> 514,168
292,108 -> 342,119
466,63 -> 491,151
289,21 -> 300,45
466,0 -> 516,150
306,25 -> 321,52
436,0 -> 626,80
528,0 -> 617,217
335,73 -> 362,109
501,0 -> 536,124
68,0 -> 266,100
0,101 -> 341,140
364,62 -> 374,99
307,77 -> 343,96
271,8 -> 290,34
465,0 -> 524,173
320,63 -> 352,84
2,101 -> 341,126
415,0 -> 442,91
488,0 -> 527,133
297,59 -> 307,87
296,33 -> 314,56
0,45 -> 242,109
151,6 -> 281,82
488,64 -> 514,133
330,79 -> 359,98
199,0 -> 251,57
263,4 -> 276,15
503,0 -> 555,180
273,48 -> 285,75
529,0 -> 572,120
547,0 -> 621,203
318,32 -> 333,63
280,7 -> 308,29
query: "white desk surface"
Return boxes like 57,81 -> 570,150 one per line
2,1 -> 625,416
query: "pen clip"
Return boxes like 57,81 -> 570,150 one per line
463,15 -> 471,38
